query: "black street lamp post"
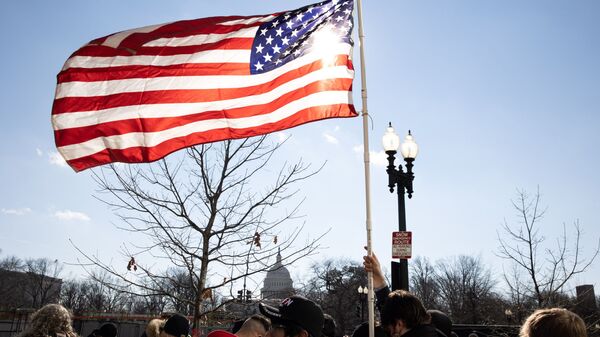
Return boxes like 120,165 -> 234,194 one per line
357,285 -> 367,321
382,123 -> 418,291
505,309 -> 513,324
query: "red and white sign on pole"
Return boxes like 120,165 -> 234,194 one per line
392,231 -> 412,259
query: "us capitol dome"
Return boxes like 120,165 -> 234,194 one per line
261,249 -> 294,299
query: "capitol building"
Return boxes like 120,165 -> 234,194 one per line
224,249 -> 295,319
260,249 -> 295,299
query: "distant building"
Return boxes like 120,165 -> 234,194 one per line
575,284 -> 598,321
260,249 -> 294,300
223,249 -> 295,321
0,269 -> 62,309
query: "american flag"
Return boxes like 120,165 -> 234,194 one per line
52,0 -> 357,172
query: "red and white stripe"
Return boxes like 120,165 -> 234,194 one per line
52,13 -> 356,172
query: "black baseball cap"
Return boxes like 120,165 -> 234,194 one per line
259,296 -> 324,337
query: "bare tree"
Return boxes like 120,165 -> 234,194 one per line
86,272 -> 130,312
23,258 -> 63,308
74,136 -> 323,327
60,279 -> 89,313
501,264 -> 537,323
298,259 -> 368,335
62,272 -> 176,314
497,188 -> 600,308
130,292 -> 168,315
436,255 -> 496,324
410,256 -> 439,310
0,254 -> 24,271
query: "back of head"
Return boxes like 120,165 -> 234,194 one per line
427,310 -> 452,337
381,290 -> 430,329
20,304 -> 75,337
230,320 -> 245,334
163,314 -> 190,337
146,319 -> 165,337
351,322 -> 387,337
322,314 -> 336,337
238,315 -> 271,336
520,308 -> 587,337
98,324 -> 117,337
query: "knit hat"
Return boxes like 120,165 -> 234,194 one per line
98,323 -> 118,337
259,296 -> 324,337
163,314 -> 190,337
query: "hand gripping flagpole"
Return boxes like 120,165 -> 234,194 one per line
355,1 -> 375,337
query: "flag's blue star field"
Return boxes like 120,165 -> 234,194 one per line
250,0 -> 354,74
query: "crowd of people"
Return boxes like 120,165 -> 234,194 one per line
15,251 -> 589,337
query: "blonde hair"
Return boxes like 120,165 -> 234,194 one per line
145,319 -> 165,337
18,304 -> 78,337
520,308 -> 587,337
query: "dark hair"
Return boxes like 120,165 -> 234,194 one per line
230,320 -> 245,334
381,290 -> 430,329
322,314 -> 336,337
351,322 -> 387,337
428,310 -> 452,337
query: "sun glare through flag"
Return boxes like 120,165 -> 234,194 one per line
52,0 -> 357,172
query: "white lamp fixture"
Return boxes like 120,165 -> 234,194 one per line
382,122 -> 401,152
400,130 -> 419,159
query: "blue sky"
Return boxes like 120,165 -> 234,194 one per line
1,0 -> 599,295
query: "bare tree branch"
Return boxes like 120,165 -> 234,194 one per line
497,187 -> 600,309
74,135 -> 323,326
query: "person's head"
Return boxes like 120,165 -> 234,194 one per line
381,290 -> 430,337
160,314 -> 189,337
350,322 -> 387,337
96,324 -> 117,337
259,296 -> 324,337
322,314 -> 336,337
146,319 -> 165,337
231,320 -> 246,334
520,308 -> 587,337
427,310 -> 452,337
19,304 -> 76,337
236,315 -> 271,337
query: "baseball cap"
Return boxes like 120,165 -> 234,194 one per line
259,296 -> 324,337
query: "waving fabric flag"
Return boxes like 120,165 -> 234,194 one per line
52,0 -> 357,172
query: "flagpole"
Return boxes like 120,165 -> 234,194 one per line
355,1 -> 375,337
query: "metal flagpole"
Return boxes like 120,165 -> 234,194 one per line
355,1 -> 375,337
